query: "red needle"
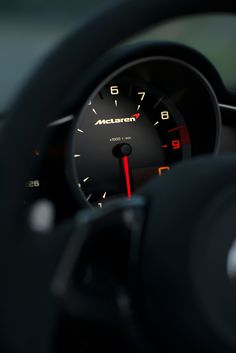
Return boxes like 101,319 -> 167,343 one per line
122,156 -> 132,199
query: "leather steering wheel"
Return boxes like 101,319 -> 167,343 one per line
0,0 -> 236,352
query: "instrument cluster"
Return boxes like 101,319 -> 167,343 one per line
24,42 -> 236,219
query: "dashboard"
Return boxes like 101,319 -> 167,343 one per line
24,41 -> 236,222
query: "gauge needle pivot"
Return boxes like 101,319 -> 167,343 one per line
113,143 -> 133,199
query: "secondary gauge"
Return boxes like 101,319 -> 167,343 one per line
70,78 -> 191,207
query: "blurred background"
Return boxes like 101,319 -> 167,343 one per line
0,0 -> 236,112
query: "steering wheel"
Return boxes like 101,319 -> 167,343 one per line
1,0 -> 236,352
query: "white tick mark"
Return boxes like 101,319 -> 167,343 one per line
87,194 -> 92,201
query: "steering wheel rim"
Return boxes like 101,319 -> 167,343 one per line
0,1 -> 236,352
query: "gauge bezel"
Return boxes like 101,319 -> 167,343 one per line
66,43 -> 222,209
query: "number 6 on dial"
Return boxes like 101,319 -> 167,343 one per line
110,86 -> 119,95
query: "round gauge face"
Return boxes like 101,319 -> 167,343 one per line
70,78 -> 191,207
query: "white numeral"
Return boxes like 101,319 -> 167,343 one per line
25,180 -> 40,188
110,86 -> 119,95
138,92 -> 145,100
161,111 -> 169,120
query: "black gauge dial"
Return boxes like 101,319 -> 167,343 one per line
71,79 -> 191,207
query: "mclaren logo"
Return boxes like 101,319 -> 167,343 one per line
94,113 -> 140,126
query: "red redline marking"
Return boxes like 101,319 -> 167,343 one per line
168,125 -> 191,145
132,113 -> 140,119
158,166 -> 170,176
122,156 -> 132,199
168,125 -> 185,133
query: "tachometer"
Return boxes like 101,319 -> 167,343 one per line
70,78 -> 191,207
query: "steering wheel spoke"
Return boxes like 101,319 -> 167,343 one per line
52,197 -> 146,325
